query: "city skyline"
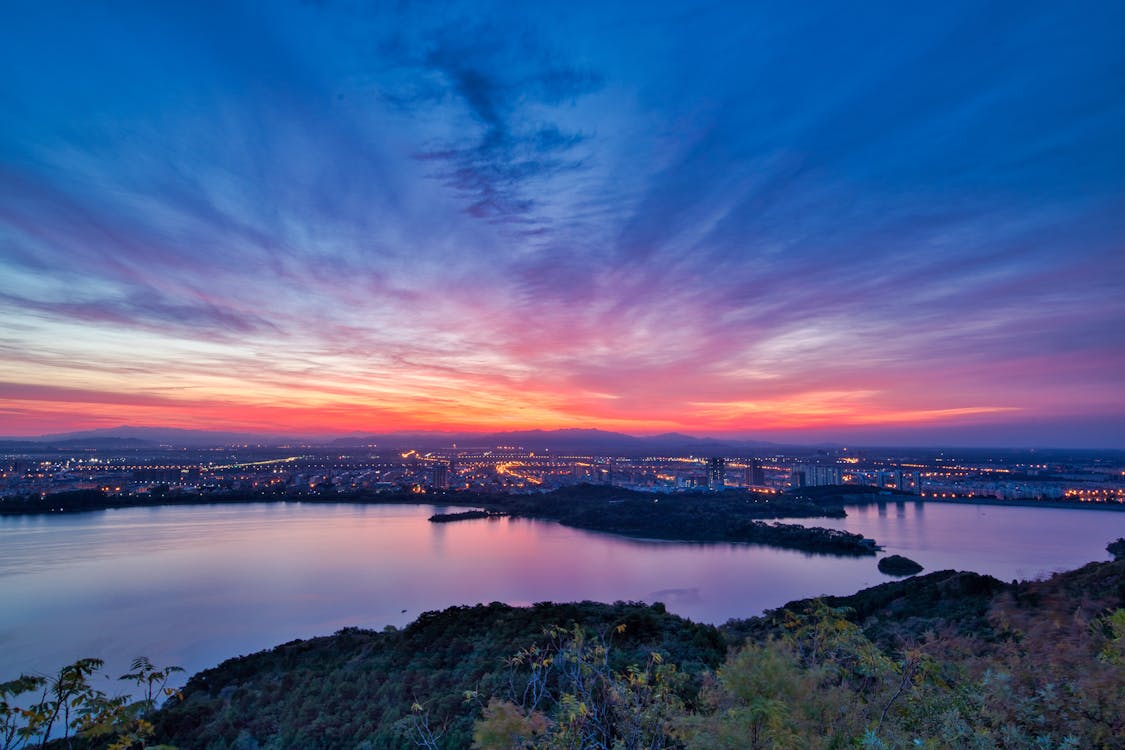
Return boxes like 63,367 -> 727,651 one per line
2,1 -> 1124,447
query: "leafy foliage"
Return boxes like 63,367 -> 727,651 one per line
472,624 -> 688,750
149,602 -> 723,750
0,657 -> 180,750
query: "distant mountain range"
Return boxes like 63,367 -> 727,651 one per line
14,427 -> 288,448
2,426 -> 1119,456
329,428 -> 780,456
0,425 -> 783,456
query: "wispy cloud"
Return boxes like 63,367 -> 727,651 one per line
377,15 -> 601,227
0,0 -> 1122,444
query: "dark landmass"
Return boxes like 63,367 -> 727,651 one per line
0,487 -> 438,516
0,488 -> 304,515
428,509 -> 507,523
86,556 -> 1121,750
2,484 -> 878,556
433,484 -> 876,556
509,483 -> 847,520
1108,537 -> 1125,560
877,554 -> 925,576
723,520 -> 876,555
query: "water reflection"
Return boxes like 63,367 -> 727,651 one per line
1,501 -> 1121,693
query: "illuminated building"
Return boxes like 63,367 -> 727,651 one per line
432,463 -> 449,490
793,464 -> 841,487
743,459 -> 765,486
708,457 -> 725,490
791,468 -> 806,488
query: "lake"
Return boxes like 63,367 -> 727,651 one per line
1,500 -> 1122,691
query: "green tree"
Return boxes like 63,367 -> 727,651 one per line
682,602 -> 942,749
472,624 -> 686,750
2,674 -> 47,750
0,657 -> 182,750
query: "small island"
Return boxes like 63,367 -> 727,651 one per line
878,554 -> 924,576
428,509 -> 508,522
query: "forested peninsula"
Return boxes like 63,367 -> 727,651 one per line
428,484 -> 877,555
13,541 -> 1123,750
0,484 -> 880,556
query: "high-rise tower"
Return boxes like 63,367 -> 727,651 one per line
708,457 -> 725,491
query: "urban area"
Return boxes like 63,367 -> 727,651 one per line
3,438 -> 1124,507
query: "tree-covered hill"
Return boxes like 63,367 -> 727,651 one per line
133,557 -> 1125,749
150,602 -> 725,750
19,546 -> 1123,749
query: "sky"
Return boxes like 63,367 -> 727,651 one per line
1,1 -> 1124,448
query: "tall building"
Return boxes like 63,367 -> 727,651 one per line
432,463 -> 449,490
751,460 -> 765,486
793,464 -> 840,487
708,457 -> 725,491
743,459 -> 765,486
818,465 -> 842,486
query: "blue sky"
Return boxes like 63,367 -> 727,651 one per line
1,0 -> 1124,446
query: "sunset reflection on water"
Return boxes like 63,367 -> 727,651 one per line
1,502 -> 1121,692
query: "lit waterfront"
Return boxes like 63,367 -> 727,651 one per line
4,443 -> 1123,505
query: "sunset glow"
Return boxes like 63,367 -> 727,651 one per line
2,2 -> 1123,446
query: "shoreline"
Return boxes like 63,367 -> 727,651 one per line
1,488 -> 877,556
867,496 -> 1125,512
4,489 -> 1123,517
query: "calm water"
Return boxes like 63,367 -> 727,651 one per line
1,501 -> 1122,690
